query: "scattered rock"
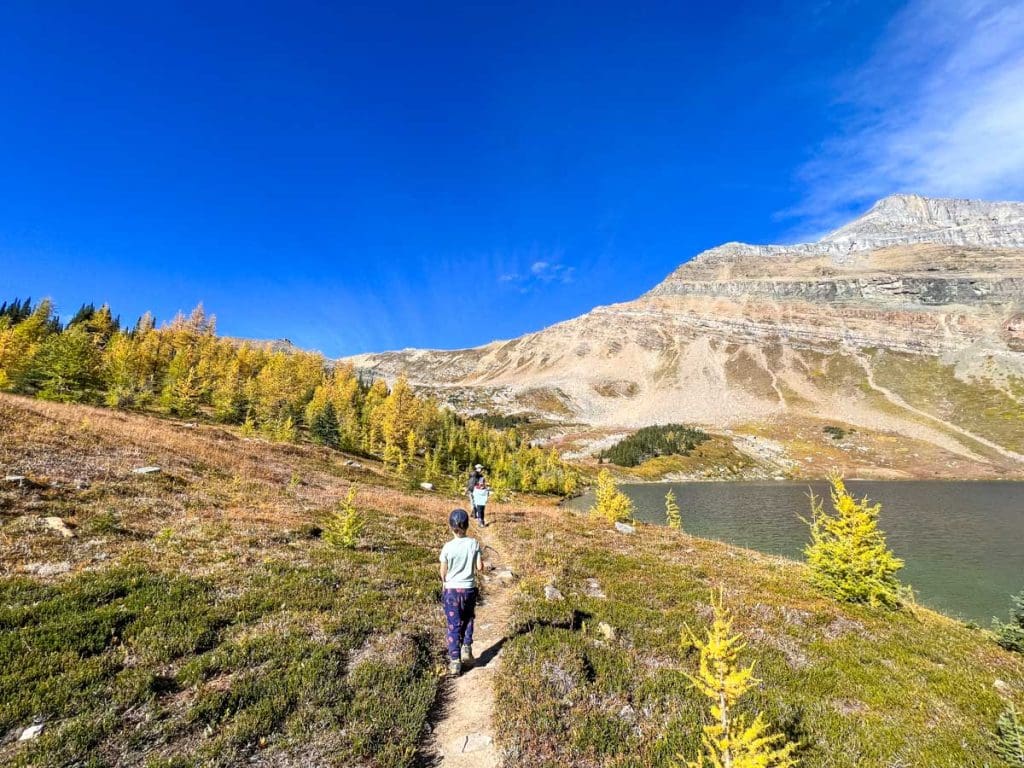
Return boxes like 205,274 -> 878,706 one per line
597,621 -> 617,641
5,475 -> 27,487
132,466 -> 161,475
25,561 -> 71,577
618,704 -> 636,723
994,679 -> 1012,696
493,569 -> 516,582
461,732 -> 493,753
544,584 -> 564,601
583,578 -> 606,599
344,460 -> 362,468
419,482 -> 434,491
19,724 -> 44,741
42,517 -> 75,539
614,521 -> 636,535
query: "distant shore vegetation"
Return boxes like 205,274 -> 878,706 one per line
600,423 -> 710,467
0,298 -> 578,496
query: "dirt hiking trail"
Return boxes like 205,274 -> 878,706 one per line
426,520 -> 516,767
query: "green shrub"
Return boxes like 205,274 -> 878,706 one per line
823,425 -> 848,440
994,703 -> 1024,767
993,590 -> 1024,653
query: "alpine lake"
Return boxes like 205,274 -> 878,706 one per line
566,480 -> 1024,624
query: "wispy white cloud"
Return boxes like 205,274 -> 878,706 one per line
790,0 -> 1024,233
499,255 -> 575,292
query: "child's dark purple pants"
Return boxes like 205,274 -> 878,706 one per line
442,587 -> 477,660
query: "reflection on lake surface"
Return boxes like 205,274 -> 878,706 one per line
566,480 -> 1024,623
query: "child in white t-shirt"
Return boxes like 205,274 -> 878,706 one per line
439,508 -> 483,675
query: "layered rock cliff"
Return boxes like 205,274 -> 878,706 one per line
348,195 -> 1024,478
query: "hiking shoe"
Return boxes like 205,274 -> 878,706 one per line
460,644 -> 474,664
448,660 -> 462,676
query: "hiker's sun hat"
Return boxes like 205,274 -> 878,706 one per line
474,464 -> 484,470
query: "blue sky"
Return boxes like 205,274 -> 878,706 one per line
2,1 -> 1022,355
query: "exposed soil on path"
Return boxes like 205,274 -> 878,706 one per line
424,518 -> 517,768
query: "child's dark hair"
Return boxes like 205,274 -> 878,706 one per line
448,508 -> 470,532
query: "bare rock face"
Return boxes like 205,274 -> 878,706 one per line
657,195 -> 1024,284
347,195 -> 1024,474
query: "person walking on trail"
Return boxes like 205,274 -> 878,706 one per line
466,463 -> 486,518
471,479 -> 491,527
439,508 -> 483,676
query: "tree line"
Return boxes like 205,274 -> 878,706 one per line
0,298 -> 578,496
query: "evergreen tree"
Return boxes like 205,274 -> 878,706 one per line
994,704 -> 1024,767
804,473 -> 905,609
26,325 -> 104,402
324,487 -> 363,549
590,469 -> 634,524
665,489 -> 683,530
993,590 -> 1024,654
0,299 -> 58,391
677,592 -> 799,768
310,401 -> 341,448
67,302 -> 96,328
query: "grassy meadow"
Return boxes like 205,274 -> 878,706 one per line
2,393 -> 1023,767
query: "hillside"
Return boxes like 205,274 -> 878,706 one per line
1,395 -> 1022,766
348,195 -> 1024,480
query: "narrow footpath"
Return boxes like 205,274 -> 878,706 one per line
426,521 -> 515,768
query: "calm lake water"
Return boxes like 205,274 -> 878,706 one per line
566,480 -> 1024,623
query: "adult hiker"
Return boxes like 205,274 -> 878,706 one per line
466,463 -> 485,517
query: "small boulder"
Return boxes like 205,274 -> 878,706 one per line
493,569 -> 516,582
544,584 -> 564,601
132,466 -> 161,475
597,621 -> 617,641
19,724 -> 44,741
419,482 -> 434,491
461,732 -> 494,753
618,704 -> 636,723
42,517 -> 75,539
614,521 -> 636,535
583,578 -> 606,599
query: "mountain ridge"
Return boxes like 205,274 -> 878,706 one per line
347,194 -> 1024,480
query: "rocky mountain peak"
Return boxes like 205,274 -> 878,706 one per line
654,194 -> 1024,287
821,194 -> 1024,251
